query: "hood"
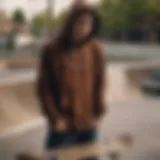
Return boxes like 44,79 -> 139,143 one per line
57,6 -> 101,51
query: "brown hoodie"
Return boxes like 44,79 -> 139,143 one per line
37,6 -> 106,131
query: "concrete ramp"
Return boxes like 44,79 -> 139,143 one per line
0,76 -> 41,133
126,60 -> 160,86
0,62 -> 147,133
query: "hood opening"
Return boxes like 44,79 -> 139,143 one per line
57,6 -> 101,51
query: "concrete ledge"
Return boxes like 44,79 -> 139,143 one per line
126,60 -> 160,86
0,58 -> 37,70
0,69 -> 36,87
0,60 -> 8,70
0,79 -> 41,133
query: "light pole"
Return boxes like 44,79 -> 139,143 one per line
47,0 -> 55,18
46,0 -> 55,36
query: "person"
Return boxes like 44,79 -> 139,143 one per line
37,3 -> 107,160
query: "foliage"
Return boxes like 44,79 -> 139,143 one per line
32,12 -> 53,28
12,9 -> 26,24
31,10 -> 67,36
98,0 -> 160,32
54,11 -> 67,29
98,0 -> 129,31
31,12 -> 54,36
31,0 -> 160,36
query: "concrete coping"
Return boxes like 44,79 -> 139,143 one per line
0,71 -> 36,87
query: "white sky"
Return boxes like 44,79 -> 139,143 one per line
0,0 -> 100,19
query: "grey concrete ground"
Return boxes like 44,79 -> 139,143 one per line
1,42 -> 160,160
0,100 -> 160,160
101,100 -> 160,160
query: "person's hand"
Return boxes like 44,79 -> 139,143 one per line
55,118 -> 67,132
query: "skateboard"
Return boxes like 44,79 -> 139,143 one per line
17,133 -> 133,160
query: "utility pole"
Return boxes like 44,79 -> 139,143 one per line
46,0 -> 55,37
47,0 -> 55,17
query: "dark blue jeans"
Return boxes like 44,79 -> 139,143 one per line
46,128 -> 98,160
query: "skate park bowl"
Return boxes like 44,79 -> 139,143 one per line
1,59 -> 160,133
0,58 -> 42,133
1,59 -> 160,160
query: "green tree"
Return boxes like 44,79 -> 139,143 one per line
98,0 -> 129,32
9,9 -> 26,50
145,0 -> 160,26
98,0 -> 153,30
54,11 -> 67,29
98,0 -> 160,42
31,10 -> 67,36
12,9 -> 26,24
125,0 -> 149,27
31,12 -> 55,36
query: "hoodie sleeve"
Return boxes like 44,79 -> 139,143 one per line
37,45 -> 61,124
93,40 -> 107,119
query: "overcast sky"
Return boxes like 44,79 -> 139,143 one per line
0,0 -> 100,19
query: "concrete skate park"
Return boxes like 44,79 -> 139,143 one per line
1,43 -> 160,160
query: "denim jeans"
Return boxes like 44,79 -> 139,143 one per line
45,128 -> 98,160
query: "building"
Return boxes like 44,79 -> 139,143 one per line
0,10 -> 13,48
0,10 -> 12,35
0,9 -> 35,49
